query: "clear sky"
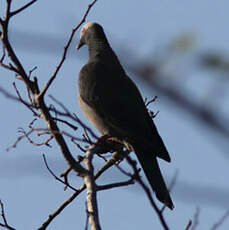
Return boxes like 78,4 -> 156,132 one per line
0,0 -> 229,229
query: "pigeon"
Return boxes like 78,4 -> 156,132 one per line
77,22 -> 174,210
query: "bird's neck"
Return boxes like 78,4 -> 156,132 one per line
88,39 -> 111,56
88,39 -> 123,68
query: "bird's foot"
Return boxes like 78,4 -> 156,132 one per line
95,134 -> 111,145
94,135 -> 123,154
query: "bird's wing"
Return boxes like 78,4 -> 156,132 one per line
79,61 -> 170,161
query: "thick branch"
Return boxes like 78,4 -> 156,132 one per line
82,145 -> 101,230
38,151 -> 122,229
0,0 -> 87,174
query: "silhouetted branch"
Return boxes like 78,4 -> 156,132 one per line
53,117 -> 78,131
125,155 -> 170,230
0,200 -> 15,230
0,86 -> 35,109
190,208 -> 200,230
97,177 -> 135,191
12,82 -> 38,116
38,0 -> 98,98
37,150 -> 125,229
43,154 -> 78,192
185,220 -> 192,230
131,60 -> 229,152
49,95 -> 98,139
10,0 -> 38,17
210,210 -> 229,230
0,0 -> 93,176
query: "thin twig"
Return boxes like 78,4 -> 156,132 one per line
6,128 -> 34,151
37,189 -> 83,230
23,130 -> 53,147
145,96 -> 158,107
28,66 -> 37,78
0,200 -> 16,230
10,0 -> 38,17
13,82 -> 38,116
71,138 -> 87,152
38,0 -> 98,98
60,167 -> 72,190
1,0 -> 87,175
97,178 -> 135,191
38,150 -> 122,229
49,95 -> 98,139
8,127 -> 53,150
185,220 -> 192,230
42,154 -> 78,192
210,210 -> 229,230
191,208 -> 200,230
0,86 -> 35,109
53,117 -> 78,131
0,45 -> 6,62
125,155 -> 170,230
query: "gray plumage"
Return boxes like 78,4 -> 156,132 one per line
77,22 -> 174,210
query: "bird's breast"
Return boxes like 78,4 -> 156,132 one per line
78,92 -> 109,135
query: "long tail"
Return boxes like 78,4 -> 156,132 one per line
134,146 -> 174,210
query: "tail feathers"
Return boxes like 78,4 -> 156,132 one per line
134,147 -> 174,210
154,134 -> 171,162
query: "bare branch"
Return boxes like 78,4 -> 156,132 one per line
38,150 -> 123,229
37,189 -> 83,230
10,0 -> 38,17
49,95 -> 98,139
82,145 -> 101,230
53,117 -> 78,131
210,210 -> 229,230
38,0 -> 98,98
97,177 -> 135,191
13,82 -> 38,116
71,138 -> 87,152
190,208 -> 200,230
60,167 -> 73,190
28,66 -> 37,78
0,0 -> 35,90
0,86 -> 36,111
0,200 -> 16,230
185,220 -> 192,230
6,125 -> 91,151
125,155 -> 170,230
22,129 -> 53,147
6,127 -> 52,151
145,96 -> 158,107
6,128 -> 33,151
43,154 -> 78,192
1,0 -> 86,175
132,60 -> 229,149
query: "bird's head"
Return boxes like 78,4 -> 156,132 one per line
76,22 -> 106,50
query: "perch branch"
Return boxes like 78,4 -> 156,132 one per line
82,145 -> 101,230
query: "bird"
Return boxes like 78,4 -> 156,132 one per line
76,22 -> 174,210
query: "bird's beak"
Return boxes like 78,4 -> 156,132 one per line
76,39 -> 84,50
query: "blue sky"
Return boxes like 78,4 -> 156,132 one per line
0,0 -> 229,229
